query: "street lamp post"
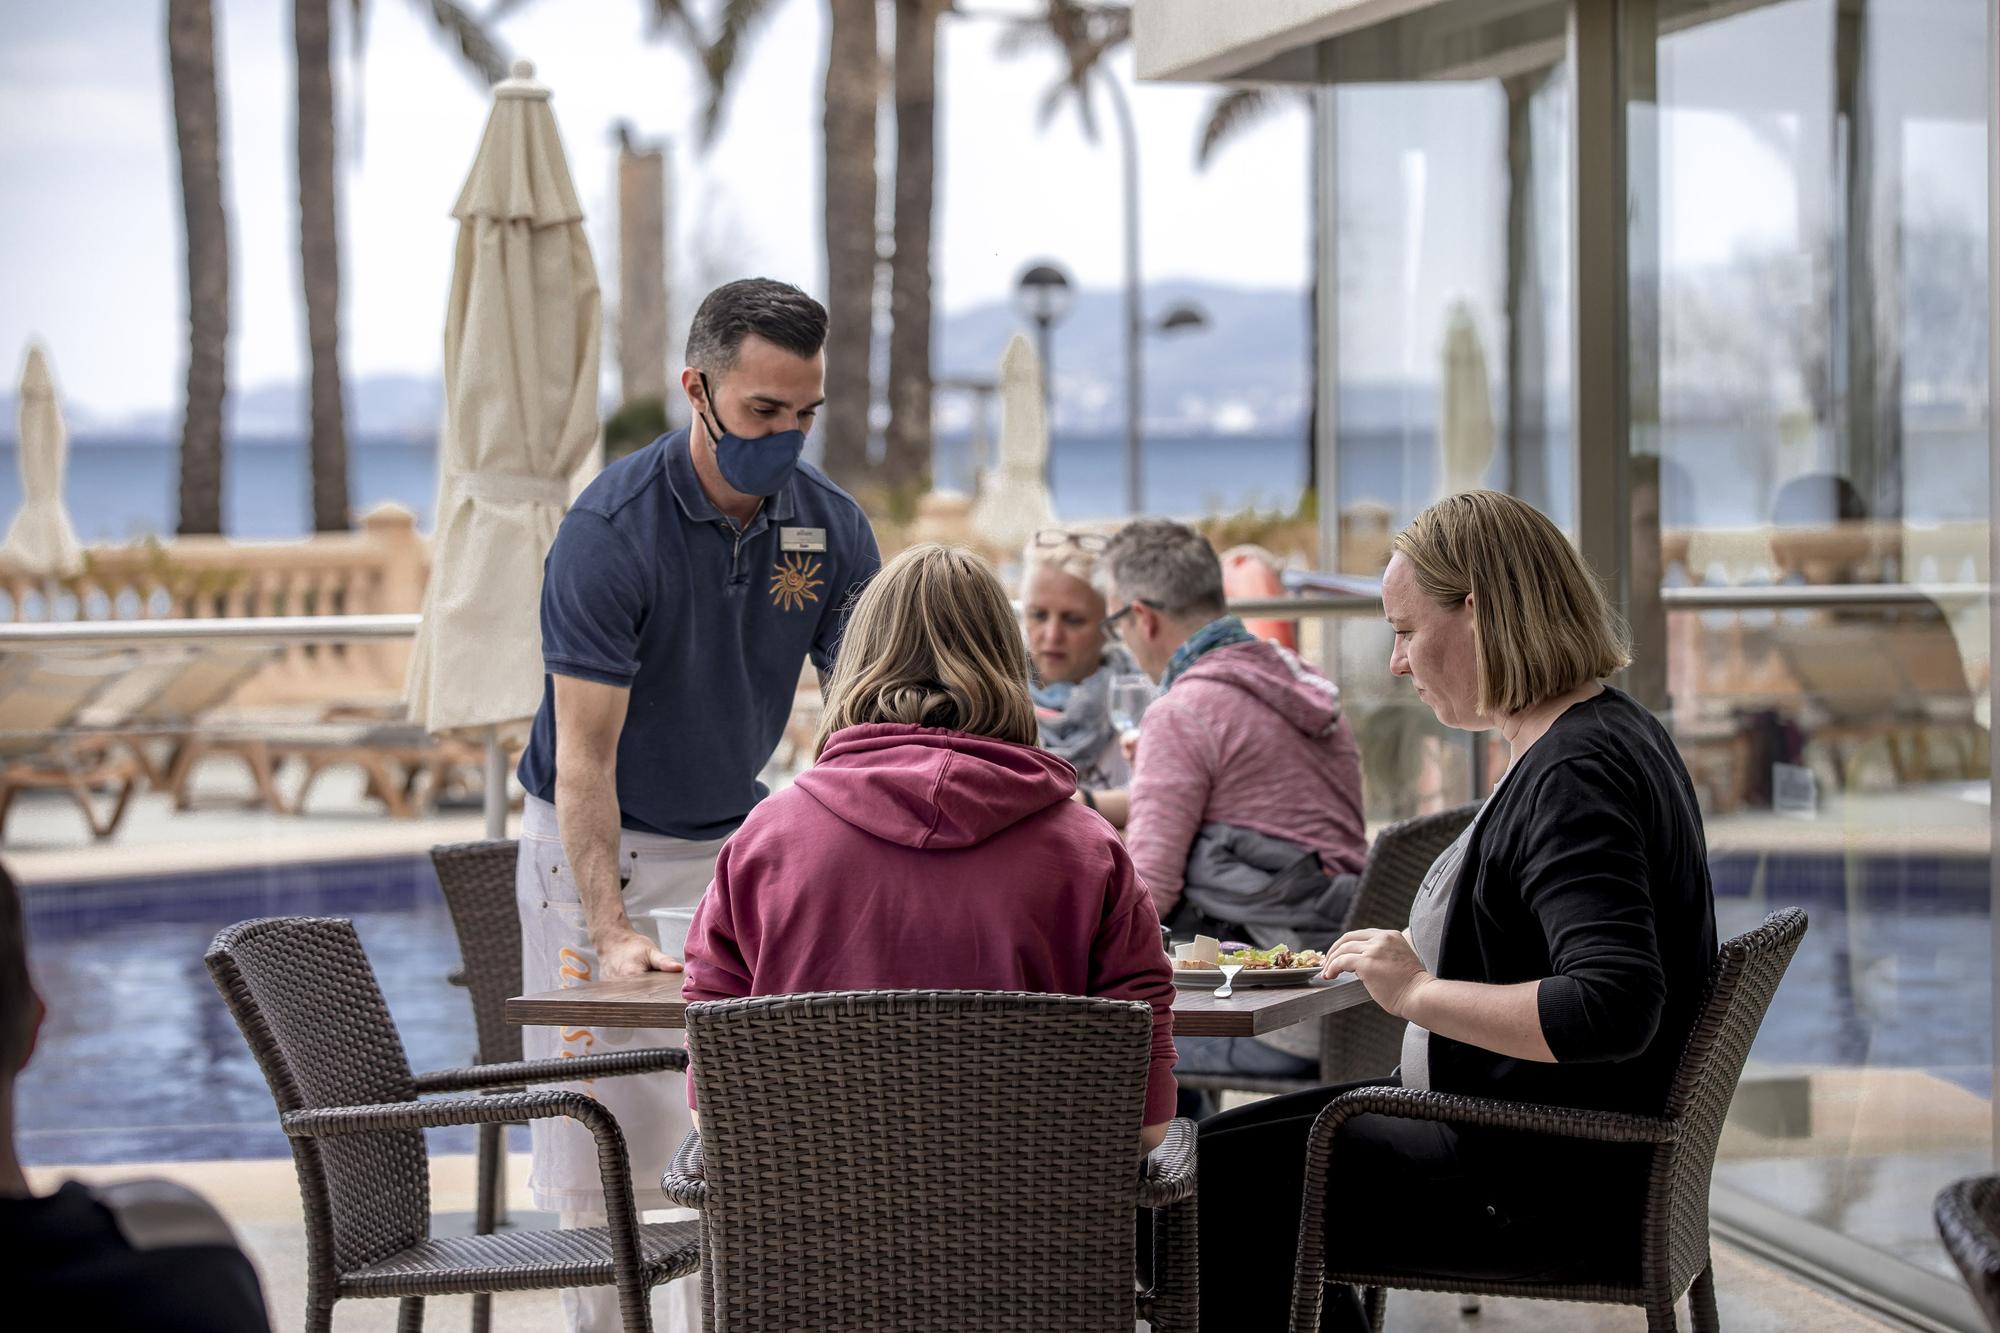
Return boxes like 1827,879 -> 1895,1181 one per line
1101,74 -> 1144,515
1014,261 -> 1075,487
1099,85 -> 1208,515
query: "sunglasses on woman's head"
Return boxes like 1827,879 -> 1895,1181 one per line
1033,528 -> 1111,553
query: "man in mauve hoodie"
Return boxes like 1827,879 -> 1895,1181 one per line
1097,520 -> 1368,1098
682,722 -> 1178,1130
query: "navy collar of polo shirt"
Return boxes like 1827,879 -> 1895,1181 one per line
662,428 -> 798,534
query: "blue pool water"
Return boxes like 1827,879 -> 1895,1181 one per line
19,855 -> 497,1165
15,848 -> 1993,1166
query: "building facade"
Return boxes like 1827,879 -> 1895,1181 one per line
1135,1 -> 1996,1326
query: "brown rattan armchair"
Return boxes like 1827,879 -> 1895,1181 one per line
1936,1175 -> 2000,1330
430,840 -> 529,1243
430,839 -> 698,1332
1288,906 -> 1808,1333
1177,803 -> 1482,1099
207,915 -> 701,1332
662,990 -> 1199,1332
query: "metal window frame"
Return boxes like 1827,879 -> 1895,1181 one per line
1279,0 -> 1996,1321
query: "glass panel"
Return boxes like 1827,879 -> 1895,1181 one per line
1650,0 -> 1992,1283
1325,77 -> 1528,817
1318,44 -> 1575,817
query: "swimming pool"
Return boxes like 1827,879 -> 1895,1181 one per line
20,854 -> 493,1165
16,846 -> 1993,1166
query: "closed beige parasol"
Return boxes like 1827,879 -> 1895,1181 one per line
406,59 -> 601,745
5,343 -> 85,578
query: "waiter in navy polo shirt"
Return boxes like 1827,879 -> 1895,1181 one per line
515,278 -> 879,1333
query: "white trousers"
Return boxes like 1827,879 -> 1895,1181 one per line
518,795 -> 723,1333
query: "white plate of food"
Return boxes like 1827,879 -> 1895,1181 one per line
1169,943 -> 1327,988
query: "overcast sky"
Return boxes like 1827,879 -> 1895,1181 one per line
2,1 -> 1984,424
0,0 -> 1311,419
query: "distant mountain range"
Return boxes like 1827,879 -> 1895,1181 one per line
1,284 -> 1348,443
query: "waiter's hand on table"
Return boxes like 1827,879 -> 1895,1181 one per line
1321,927 -> 1432,1019
595,924 -> 683,978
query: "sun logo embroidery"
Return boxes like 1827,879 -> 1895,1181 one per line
770,553 -> 825,612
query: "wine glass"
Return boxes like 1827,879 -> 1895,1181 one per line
1108,673 -> 1154,743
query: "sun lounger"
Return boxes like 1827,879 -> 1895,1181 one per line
0,650 -> 149,842
94,643 -> 283,794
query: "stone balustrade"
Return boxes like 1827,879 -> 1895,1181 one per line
0,503 -> 1985,742
0,505 -> 429,710
1660,519 -> 1990,712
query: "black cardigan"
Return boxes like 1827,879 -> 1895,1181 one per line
1430,687 -> 1718,1115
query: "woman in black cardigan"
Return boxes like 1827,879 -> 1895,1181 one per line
1194,490 -> 1718,1330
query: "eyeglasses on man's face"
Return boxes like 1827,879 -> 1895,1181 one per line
1102,599 -> 1160,637
1033,528 -> 1110,553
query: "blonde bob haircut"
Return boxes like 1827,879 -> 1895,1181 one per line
1395,490 -> 1631,718
814,543 -> 1041,757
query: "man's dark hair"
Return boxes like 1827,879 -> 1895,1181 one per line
685,279 -> 828,374
0,861 -> 32,1076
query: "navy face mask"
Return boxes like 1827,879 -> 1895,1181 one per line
697,373 -> 806,497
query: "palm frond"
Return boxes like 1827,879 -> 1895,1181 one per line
416,0 -> 510,84
644,0 -> 706,45
1036,75 -> 1094,140
993,14 -> 1058,60
701,0 -> 788,147
1194,87 -> 1302,168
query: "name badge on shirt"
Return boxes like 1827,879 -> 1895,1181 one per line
780,526 -> 828,553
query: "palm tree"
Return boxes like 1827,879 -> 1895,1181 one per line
294,0 -> 348,532
167,0 -> 229,536
292,0 -> 505,533
997,0 -> 1130,133
883,0 -> 950,499
1008,3 -> 1325,506
707,0 -> 882,496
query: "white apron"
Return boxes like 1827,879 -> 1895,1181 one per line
516,795 -> 722,1208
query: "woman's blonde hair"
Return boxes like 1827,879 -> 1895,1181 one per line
1395,490 -> 1631,717
814,543 -> 1041,757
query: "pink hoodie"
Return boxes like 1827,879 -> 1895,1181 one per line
1127,640 -> 1368,922
683,723 -> 1178,1123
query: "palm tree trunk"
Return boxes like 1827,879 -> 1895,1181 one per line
167,0 -> 228,536
295,0 -> 351,531
819,0 -> 879,493
884,0 -> 943,498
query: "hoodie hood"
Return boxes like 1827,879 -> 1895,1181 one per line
1176,640 -> 1344,738
795,723 -> 1077,850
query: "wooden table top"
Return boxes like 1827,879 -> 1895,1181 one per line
506,970 -> 1373,1039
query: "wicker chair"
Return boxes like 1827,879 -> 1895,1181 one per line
1936,1175 -> 2000,1330
207,915 -> 701,1332
429,841 -> 530,1222
663,990 -> 1199,1332
1177,802 -> 1482,1099
1288,906 -> 1808,1333
429,839 -> 693,1256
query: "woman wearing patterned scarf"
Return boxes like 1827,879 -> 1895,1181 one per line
1021,527 -> 1144,826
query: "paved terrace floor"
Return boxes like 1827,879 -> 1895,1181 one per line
8,753 -> 1986,882
7,758 -> 1978,1328
24,1151 -> 1915,1333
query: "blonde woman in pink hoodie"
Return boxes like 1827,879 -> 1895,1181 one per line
681,543 -> 1178,1147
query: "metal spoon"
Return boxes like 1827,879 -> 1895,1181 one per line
1213,963 -> 1245,999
